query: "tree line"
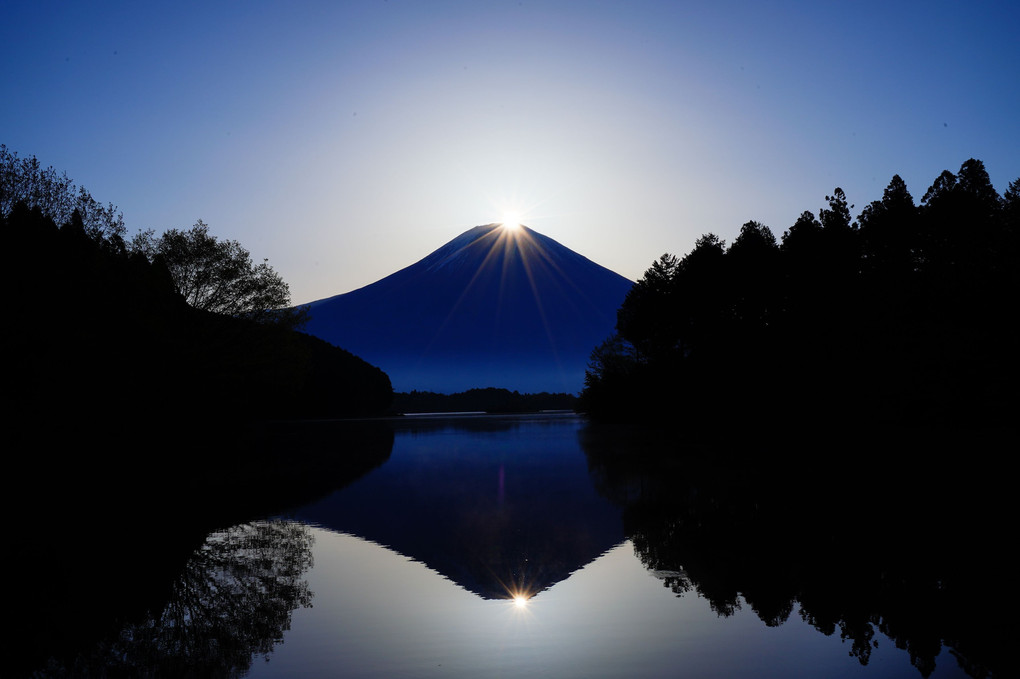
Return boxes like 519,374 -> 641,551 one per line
392,388 -> 578,414
581,159 -> 1019,430
2,144 -> 393,450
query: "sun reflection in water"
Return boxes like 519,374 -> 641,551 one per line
504,581 -> 535,613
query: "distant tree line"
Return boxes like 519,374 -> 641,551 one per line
2,145 -> 393,451
392,387 -> 577,414
581,159 -> 1019,429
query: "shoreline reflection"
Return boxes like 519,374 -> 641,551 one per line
16,415 -> 1011,678
580,422 -> 1015,678
250,528 -> 975,679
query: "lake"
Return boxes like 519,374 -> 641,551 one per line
17,414 -> 1013,677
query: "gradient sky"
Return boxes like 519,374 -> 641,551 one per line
4,1 -> 1018,305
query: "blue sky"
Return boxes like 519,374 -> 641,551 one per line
4,1 -> 1018,305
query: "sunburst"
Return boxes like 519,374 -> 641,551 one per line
501,211 -> 523,231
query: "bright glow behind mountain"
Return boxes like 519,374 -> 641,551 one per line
303,224 -> 633,393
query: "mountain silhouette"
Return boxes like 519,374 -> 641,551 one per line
303,224 -> 633,393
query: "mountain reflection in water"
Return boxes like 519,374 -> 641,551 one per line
260,414 -> 1010,678
15,415 -> 1015,677
288,414 -> 623,601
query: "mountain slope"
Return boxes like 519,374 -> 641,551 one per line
304,224 -> 633,393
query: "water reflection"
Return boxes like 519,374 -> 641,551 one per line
580,422 -> 1015,678
288,414 -> 623,601
29,520 -> 314,677
12,419 -> 394,677
127,520 -> 314,675
248,528 -> 975,679
16,416 -> 1014,678
263,415 -> 1001,678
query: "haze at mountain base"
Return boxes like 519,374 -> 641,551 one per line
303,225 -> 633,393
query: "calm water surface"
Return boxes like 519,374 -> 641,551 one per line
32,414 -> 1004,677
234,414 -> 973,678
242,529 -> 969,679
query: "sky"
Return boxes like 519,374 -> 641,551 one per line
4,0 -> 1018,305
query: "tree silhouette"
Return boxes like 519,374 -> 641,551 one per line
819,187 -> 853,232
582,160 -> 1018,428
131,221 -> 306,328
816,187 -> 859,297
671,233 -> 728,363
1002,178 -> 1020,286
726,220 -> 779,330
857,174 -> 917,279
0,143 -> 126,246
615,252 -> 681,362
1003,177 -> 1020,226
781,209 -> 823,247
4,148 -> 393,433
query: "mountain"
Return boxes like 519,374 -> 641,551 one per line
303,224 -> 633,393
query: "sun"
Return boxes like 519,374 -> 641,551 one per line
501,211 -> 522,231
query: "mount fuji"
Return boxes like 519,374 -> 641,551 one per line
302,224 -> 633,393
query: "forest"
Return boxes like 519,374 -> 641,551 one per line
2,145 -> 393,458
581,159 -> 1019,432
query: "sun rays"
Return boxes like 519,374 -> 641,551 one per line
415,218 -> 593,380
489,187 -> 552,236
501,211 -> 523,231
501,577 -> 538,613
